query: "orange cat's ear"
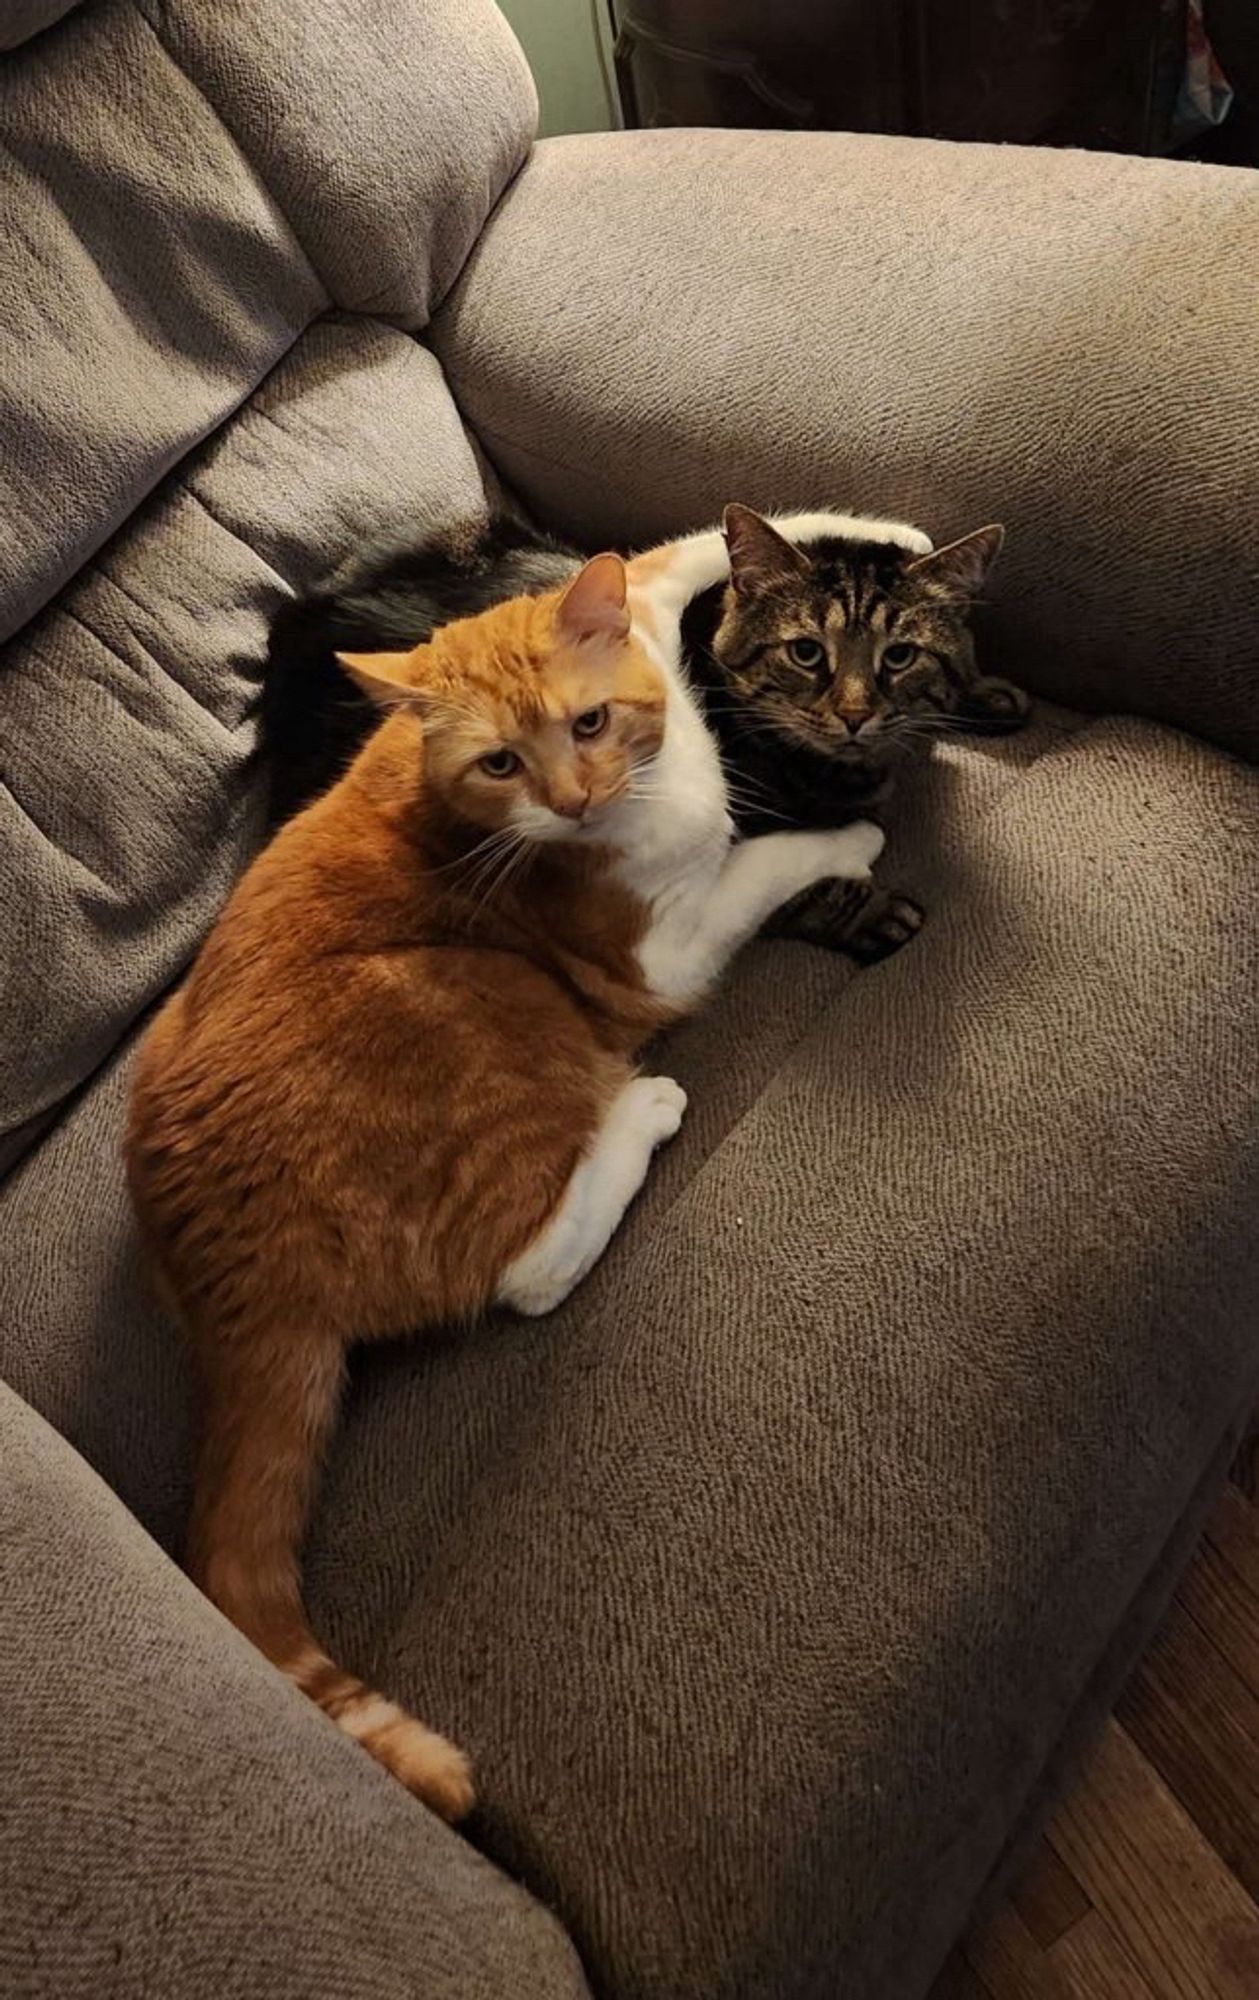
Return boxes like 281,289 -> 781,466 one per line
723,503 -> 812,593
335,648 -> 435,712
555,553 -> 630,644
905,524 -> 1005,596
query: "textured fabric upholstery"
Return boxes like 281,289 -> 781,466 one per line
5,706 -> 1256,1999
225,709 -> 1259,2000
0,1383 -> 591,2000
3,8 -> 1258,1998
133,0 -> 535,326
0,0 -> 532,642
0,1 -> 82,50
0,0 -> 321,644
432,128 -> 1259,761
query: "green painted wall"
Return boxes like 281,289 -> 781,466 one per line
497,0 -> 620,137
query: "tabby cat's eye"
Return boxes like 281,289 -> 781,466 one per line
786,638 -> 825,669
572,704 -> 609,741
478,748 -> 521,778
881,642 -> 918,673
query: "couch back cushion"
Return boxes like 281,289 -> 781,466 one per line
0,0 -> 534,645
0,1 -> 83,49
0,0 -> 535,1168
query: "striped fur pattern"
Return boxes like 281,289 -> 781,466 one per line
682,506 -> 1029,958
129,559 -> 683,1821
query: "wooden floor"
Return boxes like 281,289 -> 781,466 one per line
931,1434 -> 1259,2000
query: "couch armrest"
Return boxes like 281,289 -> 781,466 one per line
431,129 -> 1259,760
0,1385 -> 590,2000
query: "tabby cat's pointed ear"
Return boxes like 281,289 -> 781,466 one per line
556,552 -> 630,644
722,504 -> 812,593
905,524 -> 1005,597
335,648 -> 436,711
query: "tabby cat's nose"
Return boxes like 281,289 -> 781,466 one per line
840,711 -> 874,737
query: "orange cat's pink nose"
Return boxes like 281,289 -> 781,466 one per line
551,788 -> 590,821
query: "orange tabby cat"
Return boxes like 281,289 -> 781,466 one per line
126,523 -> 886,1818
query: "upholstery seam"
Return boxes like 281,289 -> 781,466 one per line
0,772 -> 114,894
56,602 -> 239,763
179,485 -> 289,594
453,418 -> 617,489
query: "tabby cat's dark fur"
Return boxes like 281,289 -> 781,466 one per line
687,505 -> 1027,835
683,504 -> 1027,957
261,509 -> 1028,959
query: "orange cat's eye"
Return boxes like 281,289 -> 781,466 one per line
572,705 -> 609,741
478,749 -> 521,779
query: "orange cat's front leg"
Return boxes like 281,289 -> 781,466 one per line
497,1074 -> 687,1316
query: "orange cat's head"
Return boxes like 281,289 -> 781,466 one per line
337,553 -> 666,841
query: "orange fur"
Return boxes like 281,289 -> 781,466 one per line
126,569 -> 680,1820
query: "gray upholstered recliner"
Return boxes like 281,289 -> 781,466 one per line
2,5 -> 1257,1997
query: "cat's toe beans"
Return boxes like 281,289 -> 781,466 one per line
881,895 -> 924,939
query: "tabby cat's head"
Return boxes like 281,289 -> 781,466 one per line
712,504 -> 1006,759
337,554 -> 665,840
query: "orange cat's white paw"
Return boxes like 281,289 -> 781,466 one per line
824,820 -> 884,880
628,1074 -> 687,1146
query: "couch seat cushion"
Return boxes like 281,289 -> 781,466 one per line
3,703 -> 1256,1997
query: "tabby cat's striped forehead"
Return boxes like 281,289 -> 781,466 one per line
745,536 -> 930,629
718,534 -> 974,667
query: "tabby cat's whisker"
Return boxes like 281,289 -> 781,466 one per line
720,788 -> 797,826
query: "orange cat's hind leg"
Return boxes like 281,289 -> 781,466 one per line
497,1074 -> 687,1317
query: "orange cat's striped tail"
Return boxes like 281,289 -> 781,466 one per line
186,1321 -> 473,1822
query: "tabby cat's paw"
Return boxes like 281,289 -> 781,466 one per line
845,891 -> 925,965
763,879 -> 924,964
963,676 -> 1031,732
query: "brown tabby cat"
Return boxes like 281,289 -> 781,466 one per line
126,520 -> 886,1819
684,505 -> 1030,954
